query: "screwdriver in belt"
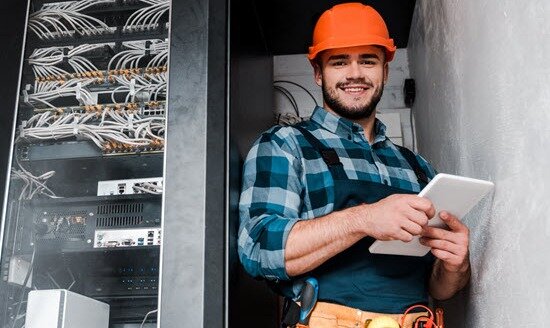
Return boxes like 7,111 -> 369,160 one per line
298,277 -> 319,325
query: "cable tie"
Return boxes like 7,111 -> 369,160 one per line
129,78 -> 136,96
128,113 -> 134,129
23,85 -> 32,106
75,82 -> 83,104
73,115 -> 80,135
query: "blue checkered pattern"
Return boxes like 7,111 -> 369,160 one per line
238,106 -> 437,281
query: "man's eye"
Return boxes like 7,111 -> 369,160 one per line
331,61 -> 346,66
360,60 -> 376,65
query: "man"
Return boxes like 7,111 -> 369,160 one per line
238,3 -> 470,327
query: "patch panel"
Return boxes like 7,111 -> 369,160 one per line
97,177 -> 163,196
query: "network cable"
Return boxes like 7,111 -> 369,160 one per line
124,0 -> 170,32
29,0 -> 115,40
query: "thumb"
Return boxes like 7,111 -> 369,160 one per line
439,211 -> 467,232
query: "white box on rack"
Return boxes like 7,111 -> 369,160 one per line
26,289 -> 109,328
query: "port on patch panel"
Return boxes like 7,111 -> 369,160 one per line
118,183 -> 126,194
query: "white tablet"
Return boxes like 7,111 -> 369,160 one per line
368,173 -> 494,257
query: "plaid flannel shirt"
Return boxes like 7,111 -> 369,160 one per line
238,106 -> 437,281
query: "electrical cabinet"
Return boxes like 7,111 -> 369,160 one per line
0,0 -> 170,326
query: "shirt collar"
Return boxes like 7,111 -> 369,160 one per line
309,106 -> 388,145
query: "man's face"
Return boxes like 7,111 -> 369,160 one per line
314,45 -> 388,120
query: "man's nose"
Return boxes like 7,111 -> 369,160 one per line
346,61 -> 362,80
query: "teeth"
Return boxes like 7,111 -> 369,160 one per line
344,87 -> 364,92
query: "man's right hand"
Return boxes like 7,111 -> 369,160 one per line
353,194 -> 436,242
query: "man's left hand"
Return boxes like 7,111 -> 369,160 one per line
419,211 -> 470,273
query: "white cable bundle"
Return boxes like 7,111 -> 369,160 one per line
108,39 -> 168,71
28,78 -> 96,107
21,110 -> 165,151
109,74 -> 166,103
10,159 -> 59,200
133,182 -> 162,195
124,0 -> 169,32
29,0 -> 114,39
29,47 -> 68,79
29,44 -> 107,82
107,40 -> 168,103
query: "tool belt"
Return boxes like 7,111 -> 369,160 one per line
283,301 -> 441,328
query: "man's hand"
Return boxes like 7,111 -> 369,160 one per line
355,194 -> 436,242
285,194 -> 435,276
421,211 -> 471,300
419,211 -> 470,272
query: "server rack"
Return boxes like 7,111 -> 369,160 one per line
0,0 -> 228,327
0,0 -> 170,326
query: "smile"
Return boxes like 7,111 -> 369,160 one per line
340,85 -> 369,94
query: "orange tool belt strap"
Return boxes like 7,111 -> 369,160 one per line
295,301 -> 428,328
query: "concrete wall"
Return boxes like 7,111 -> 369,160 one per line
409,1 -> 550,327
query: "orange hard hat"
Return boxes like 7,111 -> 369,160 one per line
308,3 -> 396,62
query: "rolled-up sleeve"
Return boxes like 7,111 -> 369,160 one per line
238,127 -> 304,281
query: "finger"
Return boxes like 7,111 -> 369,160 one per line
407,196 -> 435,218
401,220 -> 423,236
421,226 -> 469,247
397,230 -> 414,243
421,226 -> 453,241
419,237 -> 463,256
430,249 -> 466,268
425,202 -> 436,219
404,207 -> 429,227
439,211 -> 469,233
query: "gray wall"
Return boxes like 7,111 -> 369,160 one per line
408,1 -> 550,327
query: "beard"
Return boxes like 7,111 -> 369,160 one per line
322,78 -> 384,120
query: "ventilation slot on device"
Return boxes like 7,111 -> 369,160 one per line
97,203 -> 144,215
96,216 -> 144,227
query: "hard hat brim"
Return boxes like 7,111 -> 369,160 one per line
308,35 -> 396,62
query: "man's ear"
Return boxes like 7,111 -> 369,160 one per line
313,62 -> 322,87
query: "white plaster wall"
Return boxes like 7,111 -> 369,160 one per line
409,1 -> 550,327
273,49 -> 416,148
